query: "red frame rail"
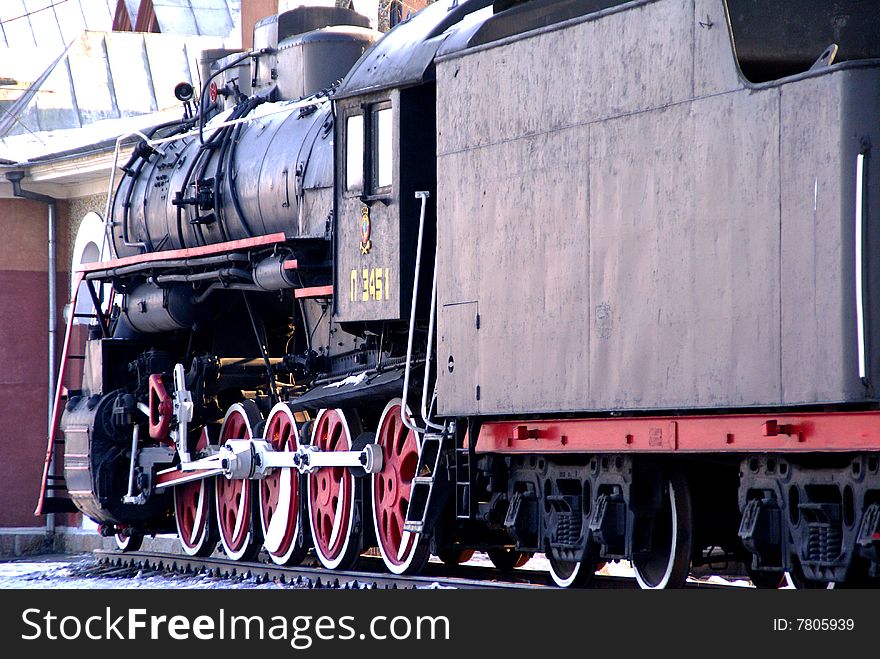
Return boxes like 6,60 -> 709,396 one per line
78,232 -> 288,273
475,411 -> 880,455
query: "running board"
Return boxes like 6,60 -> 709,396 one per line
404,432 -> 446,534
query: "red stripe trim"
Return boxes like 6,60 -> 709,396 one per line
295,285 -> 333,299
77,233 -> 288,273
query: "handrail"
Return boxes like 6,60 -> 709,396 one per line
402,191 -> 431,433
856,152 -> 868,382
103,129 -> 151,252
421,242 -> 444,430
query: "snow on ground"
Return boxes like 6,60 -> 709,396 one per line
0,552 -> 759,589
0,555 -> 297,589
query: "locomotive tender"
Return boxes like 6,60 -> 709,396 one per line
37,0 -> 880,587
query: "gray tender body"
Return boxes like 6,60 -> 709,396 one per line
434,0 -> 880,415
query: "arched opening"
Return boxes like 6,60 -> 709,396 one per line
68,212 -> 109,533
69,212 -> 109,325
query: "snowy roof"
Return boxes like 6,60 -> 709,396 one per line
0,0 -> 115,51
119,0 -> 240,37
0,29 -> 238,143
0,0 -> 242,143
0,105 -> 182,166
0,1 -> 240,51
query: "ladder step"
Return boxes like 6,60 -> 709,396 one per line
405,481 -> 433,533
456,484 -> 472,520
404,432 -> 449,533
455,446 -> 473,519
40,497 -> 79,514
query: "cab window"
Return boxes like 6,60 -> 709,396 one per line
374,107 -> 393,191
346,113 -> 364,192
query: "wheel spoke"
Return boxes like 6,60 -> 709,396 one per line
327,479 -> 346,550
395,422 -> 407,457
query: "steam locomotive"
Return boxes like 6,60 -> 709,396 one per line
37,0 -> 880,588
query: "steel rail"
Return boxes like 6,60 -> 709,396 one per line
93,550 -> 732,590
94,550 -> 547,589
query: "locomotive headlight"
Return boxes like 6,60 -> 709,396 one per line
173,81 -> 194,103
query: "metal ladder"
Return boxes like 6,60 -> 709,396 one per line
401,191 -> 453,533
455,440 -> 474,521
36,273 -> 110,515
404,431 -> 446,533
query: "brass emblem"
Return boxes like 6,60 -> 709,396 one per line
360,205 -> 372,254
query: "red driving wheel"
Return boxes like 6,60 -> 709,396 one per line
259,402 -> 308,565
174,427 -> 217,556
307,408 -> 362,570
214,401 -> 263,561
372,399 -> 429,574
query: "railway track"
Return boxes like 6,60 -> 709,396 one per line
93,550 -> 735,589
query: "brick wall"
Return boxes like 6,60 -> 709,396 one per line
0,197 -> 71,527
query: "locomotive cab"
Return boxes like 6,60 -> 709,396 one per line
333,85 -> 437,326
331,0 -> 494,327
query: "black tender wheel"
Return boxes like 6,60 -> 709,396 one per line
631,471 -> 694,589
115,530 -> 143,553
748,567 -> 786,589
437,547 -> 474,565
487,547 -> 529,572
789,561 -> 831,589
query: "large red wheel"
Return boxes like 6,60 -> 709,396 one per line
307,408 -> 362,570
174,428 -> 217,556
259,402 -> 308,565
214,401 -> 263,561
371,399 -> 429,574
